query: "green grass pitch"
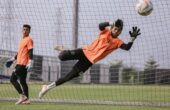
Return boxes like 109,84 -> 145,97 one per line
0,83 -> 169,110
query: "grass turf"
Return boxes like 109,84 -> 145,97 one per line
0,83 -> 169,102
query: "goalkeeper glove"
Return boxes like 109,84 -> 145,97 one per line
129,26 -> 141,42
6,57 -> 15,68
26,60 -> 33,72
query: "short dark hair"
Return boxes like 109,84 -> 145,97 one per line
23,24 -> 31,31
115,19 -> 123,31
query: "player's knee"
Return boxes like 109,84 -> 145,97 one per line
20,80 -> 27,85
58,50 -> 70,61
65,66 -> 81,81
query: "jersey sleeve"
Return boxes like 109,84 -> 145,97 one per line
27,38 -> 33,50
117,39 -> 124,48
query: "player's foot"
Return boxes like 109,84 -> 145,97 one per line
39,85 -> 49,98
15,95 -> 28,105
54,45 -> 65,51
22,99 -> 31,104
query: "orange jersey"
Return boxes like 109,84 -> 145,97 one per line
16,36 -> 33,65
83,28 -> 123,64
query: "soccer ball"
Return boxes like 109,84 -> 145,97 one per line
135,0 -> 153,16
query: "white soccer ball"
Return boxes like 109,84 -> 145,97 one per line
135,0 -> 153,16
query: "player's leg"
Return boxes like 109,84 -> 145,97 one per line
39,62 -> 82,98
10,70 -> 23,95
18,67 -> 28,98
58,48 -> 83,61
17,66 -> 30,104
56,65 -> 81,85
55,50 -> 92,86
39,55 -> 92,98
10,65 -> 28,104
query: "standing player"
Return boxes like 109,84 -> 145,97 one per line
6,24 -> 34,104
39,19 -> 141,98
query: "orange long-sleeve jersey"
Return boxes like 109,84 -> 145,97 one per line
83,28 -> 123,64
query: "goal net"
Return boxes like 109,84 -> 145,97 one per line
0,0 -> 170,107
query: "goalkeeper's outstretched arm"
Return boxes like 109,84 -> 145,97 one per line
120,26 -> 141,51
120,42 -> 133,51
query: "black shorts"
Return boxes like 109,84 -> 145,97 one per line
73,49 -> 92,72
59,48 -> 93,72
15,65 -> 27,74
11,64 -> 27,83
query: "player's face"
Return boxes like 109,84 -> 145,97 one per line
22,27 -> 30,37
111,26 -> 122,38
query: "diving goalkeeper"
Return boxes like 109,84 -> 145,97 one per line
39,19 -> 141,98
